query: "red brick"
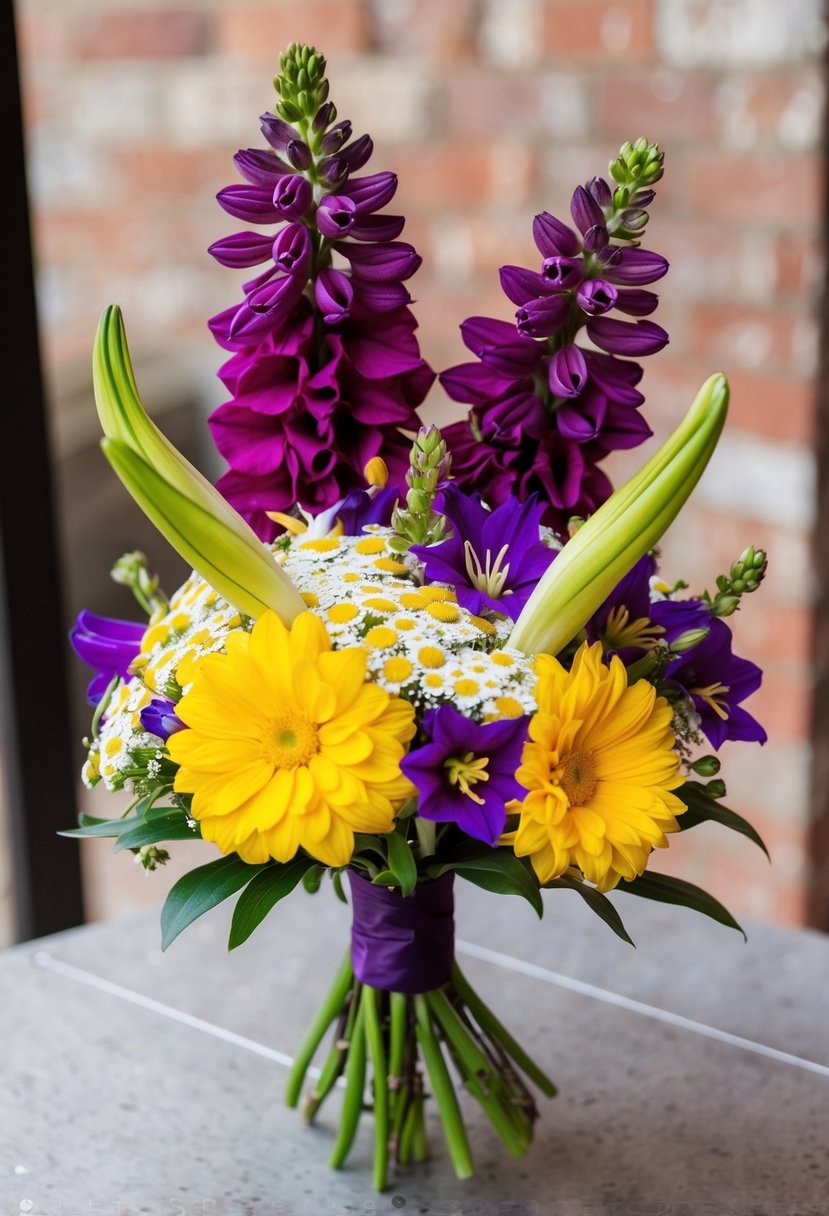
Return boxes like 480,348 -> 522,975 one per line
541,0 -> 654,60
688,152 -> 822,228
74,10 -> 209,59
597,71 -> 717,142
392,143 -> 498,212
775,233 -> 823,299
445,70 -> 589,140
216,2 -> 369,59
688,303 -> 800,375
114,144 -> 228,199
730,69 -> 824,148
736,601 -> 814,667
372,0 -> 480,59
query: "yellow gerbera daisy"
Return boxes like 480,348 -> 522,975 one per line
509,642 -> 684,892
167,611 -> 416,867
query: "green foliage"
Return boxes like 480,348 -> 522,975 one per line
618,870 -> 746,939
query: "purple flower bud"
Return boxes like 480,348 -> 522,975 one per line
584,351 -> 644,406
570,185 -> 608,252
315,268 -> 354,323
233,148 -> 288,187
316,194 -> 358,237
340,171 -> 398,214
320,121 -> 352,154
461,316 -> 523,354
229,275 -> 304,337
260,114 -> 299,153
140,698 -> 184,742
548,344 -> 588,399
335,240 -> 421,282
208,231 -> 275,269
575,278 -> 618,316
587,176 -> 613,208
246,272 -> 299,314
286,140 -> 313,171
353,279 -> 412,311
541,255 -> 583,289
481,340 -> 545,377
614,288 -> 659,317
499,265 -> 559,306
350,213 -> 406,242
620,208 -> 649,231
532,211 -> 581,258
632,188 -> 656,208
216,185 -> 281,224
339,133 -> 374,172
272,174 -> 313,221
587,316 -> 669,356
272,223 -> 312,276
601,247 -> 669,286
312,101 -> 336,132
319,155 -> 346,186
516,293 -> 570,337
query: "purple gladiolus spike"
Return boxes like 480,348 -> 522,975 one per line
587,316 -> 669,356
499,265 -> 559,306
601,246 -> 669,285
216,185 -> 281,224
286,139 -> 312,171
401,704 -> 530,845
259,113 -> 299,152
587,175 -> 613,208
532,211 -> 581,258
570,185 -> 608,251
340,171 -> 398,213
140,697 -> 184,741
349,213 -> 406,242
272,174 -> 313,221
315,268 -> 354,323
576,278 -> 618,315
542,255 -> 584,289
516,292 -> 571,337
339,133 -> 374,172
548,344 -> 588,398
233,148 -> 288,187
614,288 -> 659,317
316,194 -> 357,237
335,241 -> 421,282
272,224 -> 312,276
208,231 -> 275,269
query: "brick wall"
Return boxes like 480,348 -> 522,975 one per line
16,0 -> 827,926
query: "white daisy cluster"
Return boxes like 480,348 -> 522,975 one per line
88,527 -> 539,791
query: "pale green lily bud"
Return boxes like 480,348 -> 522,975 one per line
669,627 -> 710,654
508,374 -> 729,656
94,306 -> 306,624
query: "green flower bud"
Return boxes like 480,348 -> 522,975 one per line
670,627 -> 710,654
705,779 -> 727,800
690,755 -> 721,777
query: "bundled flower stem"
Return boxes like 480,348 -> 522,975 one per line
286,956 -> 555,1188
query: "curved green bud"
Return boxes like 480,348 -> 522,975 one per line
507,374 -> 729,656
94,306 -> 305,624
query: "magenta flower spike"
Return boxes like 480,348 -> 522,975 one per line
208,51 -> 434,540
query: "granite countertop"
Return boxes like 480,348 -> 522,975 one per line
2,881 -> 827,1216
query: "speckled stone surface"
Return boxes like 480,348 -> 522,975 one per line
2,884 -> 827,1216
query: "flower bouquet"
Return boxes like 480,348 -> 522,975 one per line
67,45 -> 769,1190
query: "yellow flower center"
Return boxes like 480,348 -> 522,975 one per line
444,751 -> 490,805
558,748 -> 598,806
602,605 -> 665,652
689,682 -> 731,721
263,712 -> 319,768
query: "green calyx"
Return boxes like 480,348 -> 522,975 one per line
274,43 -> 329,124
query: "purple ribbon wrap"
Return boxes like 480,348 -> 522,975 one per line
347,870 -> 455,995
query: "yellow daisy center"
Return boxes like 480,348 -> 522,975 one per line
263,712 -> 319,768
557,748 -> 598,806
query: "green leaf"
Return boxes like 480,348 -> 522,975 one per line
429,846 -> 542,918
545,875 -> 634,946
113,812 -> 200,853
676,782 -> 770,860
59,816 -> 140,839
371,869 -> 401,887
160,855 -> 268,950
331,870 -> 347,903
386,831 -> 417,897
228,858 -> 312,949
619,870 -> 746,939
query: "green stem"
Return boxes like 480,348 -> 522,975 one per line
398,1094 -> 418,1166
329,994 -> 367,1169
387,991 -> 407,1127
304,978 -> 361,1122
426,989 -> 530,1158
285,951 -> 353,1108
414,995 -> 474,1180
363,986 -> 390,1192
451,964 -> 557,1098
411,1089 -> 429,1164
